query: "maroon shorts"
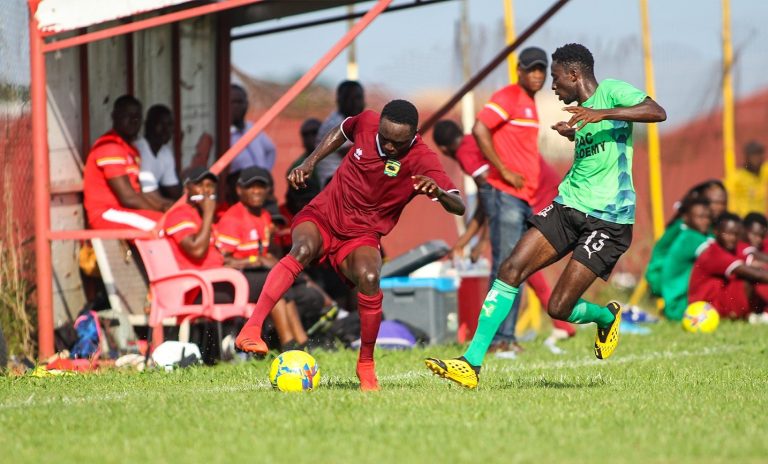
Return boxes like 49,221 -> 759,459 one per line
293,208 -> 380,286
712,278 -> 750,320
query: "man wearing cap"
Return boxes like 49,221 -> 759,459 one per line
165,166 -> 308,353
83,95 -> 166,231
164,167 -> 223,270
470,46 -> 549,354
216,166 -> 312,350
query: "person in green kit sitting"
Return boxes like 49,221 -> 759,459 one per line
425,43 -> 667,388
660,198 -> 713,320
645,180 -> 727,297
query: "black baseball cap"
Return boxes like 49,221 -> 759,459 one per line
182,166 -> 218,185
518,47 -> 548,70
237,166 -> 273,187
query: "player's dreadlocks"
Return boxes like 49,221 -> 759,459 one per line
381,99 -> 419,131
552,43 -> 595,76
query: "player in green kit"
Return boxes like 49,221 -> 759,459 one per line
660,198 -> 713,320
425,43 -> 667,388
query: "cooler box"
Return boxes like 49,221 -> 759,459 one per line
380,277 -> 458,345
457,270 -> 490,343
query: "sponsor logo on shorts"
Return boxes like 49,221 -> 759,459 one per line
354,148 -> 363,160
583,230 -> 610,259
537,204 -> 554,217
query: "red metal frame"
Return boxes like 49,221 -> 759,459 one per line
29,3 -> 54,358
41,0 -> 265,52
47,229 -> 155,241
29,0 -> 393,359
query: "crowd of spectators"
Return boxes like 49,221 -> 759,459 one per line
81,81 -> 365,361
645,141 -> 768,324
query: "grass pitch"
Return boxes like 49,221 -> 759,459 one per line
1,322 -> 767,464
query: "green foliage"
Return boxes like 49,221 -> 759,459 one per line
0,178 -> 35,359
1,322 -> 767,463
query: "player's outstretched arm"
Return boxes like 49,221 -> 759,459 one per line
288,126 -> 347,190
412,175 -> 465,216
564,97 -> 667,129
732,263 -> 768,285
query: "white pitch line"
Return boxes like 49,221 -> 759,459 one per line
0,344 -> 747,408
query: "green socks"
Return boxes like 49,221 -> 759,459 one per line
567,298 -> 615,329
463,279 -> 519,366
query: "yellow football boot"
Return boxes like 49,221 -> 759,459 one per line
594,301 -> 622,359
424,357 -> 479,389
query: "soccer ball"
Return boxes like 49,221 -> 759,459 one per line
682,301 -> 720,333
269,350 -> 320,392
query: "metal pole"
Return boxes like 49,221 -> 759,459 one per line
28,0 -> 55,359
230,0 -> 452,41
628,0 -> 665,308
347,4 -> 359,80
722,0 -> 736,180
503,0 -> 518,84
208,0 -> 393,176
420,0 -> 571,133
640,0 -> 664,240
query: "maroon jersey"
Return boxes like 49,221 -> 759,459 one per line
304,110 -> 458,239
688,241 -> 749,305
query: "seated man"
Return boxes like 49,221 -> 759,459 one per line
741,213 -> 768,324
215,167 -> 312,350
164,167 -> 305,353
645,180 -> 728,296
689,213 -> 768,320
135,104 -> 182,201
227,83 -> 277,204
660,198 -> 712,321
83,95 -> 165,230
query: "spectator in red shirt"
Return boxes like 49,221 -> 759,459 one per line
236,100 -> 465,390
164,167 -> 303,354
216,167 -> 312,350
83,95 -> 167,230
689,213 -> 768,319
472,47 -> 548,350
433,120 -> 491,262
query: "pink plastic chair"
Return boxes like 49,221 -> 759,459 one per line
134,238 -> 254,349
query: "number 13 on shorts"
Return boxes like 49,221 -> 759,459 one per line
583,231 -> 609,259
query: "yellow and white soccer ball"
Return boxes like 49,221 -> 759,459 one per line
682,301 -> 720,334
269,350 -> 320,392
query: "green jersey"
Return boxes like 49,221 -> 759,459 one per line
645,218 -> 684,296
555,79 -> 648,224
660,226 -> 713,321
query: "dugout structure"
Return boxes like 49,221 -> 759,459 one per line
26,0 -> 568,358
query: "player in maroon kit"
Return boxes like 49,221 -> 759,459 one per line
235,100 -> 465,390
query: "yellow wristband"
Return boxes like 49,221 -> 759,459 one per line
248,255 -> 257,264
